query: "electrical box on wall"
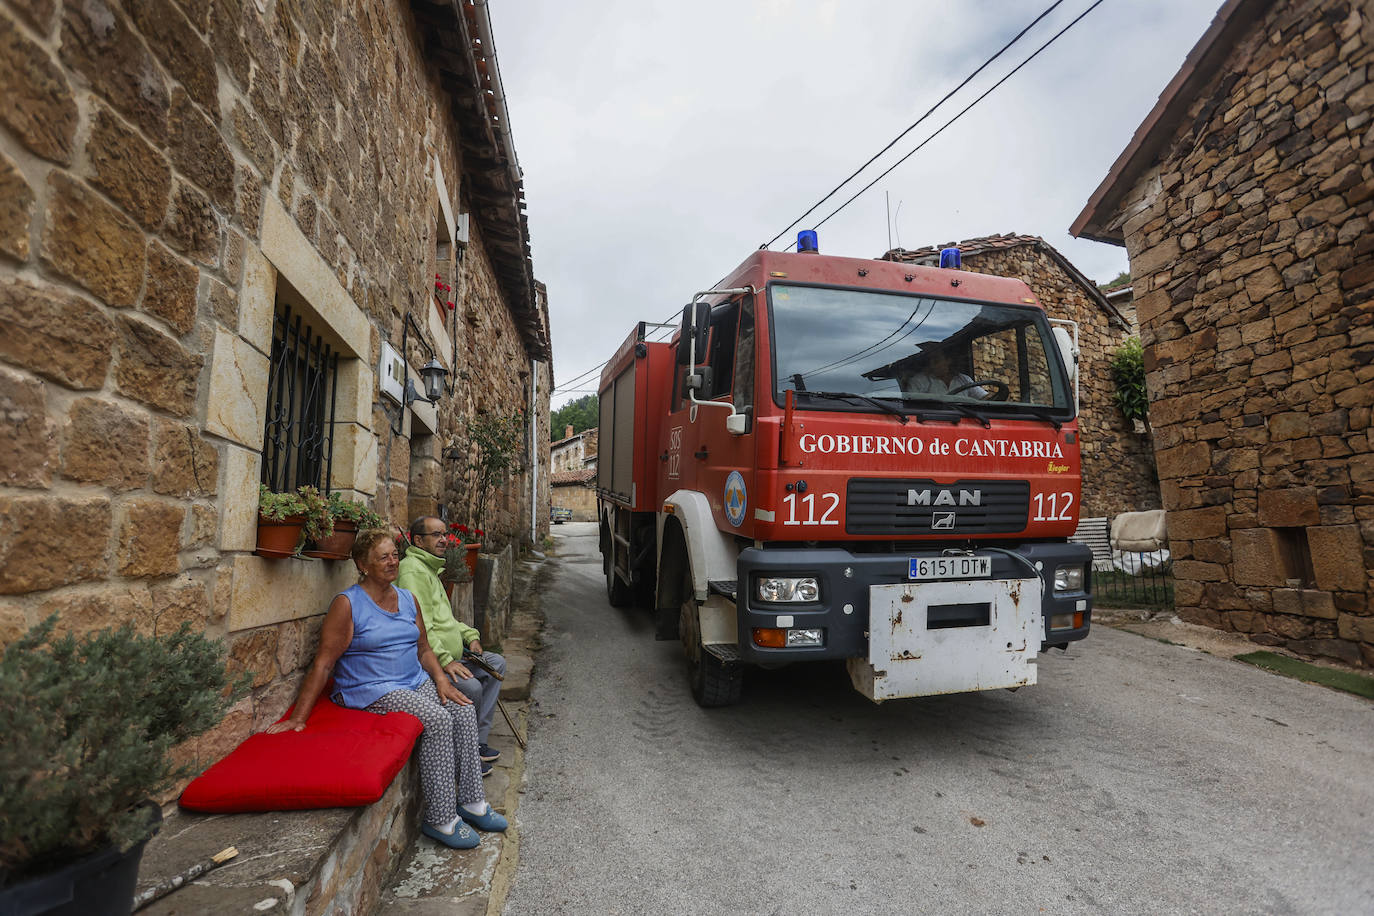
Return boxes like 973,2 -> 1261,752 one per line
379,341 -> 405,405
454,212 -> 470,250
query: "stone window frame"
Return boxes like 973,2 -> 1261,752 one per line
206,196 -> 378,633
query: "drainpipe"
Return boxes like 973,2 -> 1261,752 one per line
529,359 -> 538,545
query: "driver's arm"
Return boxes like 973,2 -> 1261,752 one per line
953,373 -> 988,399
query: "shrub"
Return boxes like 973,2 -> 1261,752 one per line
1109,338 -> 1149,425
0,618 -> 239,884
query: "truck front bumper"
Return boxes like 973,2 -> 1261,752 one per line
734,542 -> 1092,665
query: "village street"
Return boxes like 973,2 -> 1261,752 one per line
505,523 -> 1374,915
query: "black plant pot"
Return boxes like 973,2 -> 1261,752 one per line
0,804 -> 161,916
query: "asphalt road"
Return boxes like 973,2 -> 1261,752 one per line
505,522 -> 1373,915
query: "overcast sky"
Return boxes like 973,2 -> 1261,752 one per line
486,0 -> 1220,407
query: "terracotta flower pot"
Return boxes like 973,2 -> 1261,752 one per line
303,520 -> 358,560
255,515 -> 305,558
464,543 -> 481,577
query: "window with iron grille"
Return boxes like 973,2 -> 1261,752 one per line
261,304 -> 340,493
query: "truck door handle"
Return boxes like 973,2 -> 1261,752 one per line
694,447 -> 709,459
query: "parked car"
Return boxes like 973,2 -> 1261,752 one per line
551,506 -> 573,524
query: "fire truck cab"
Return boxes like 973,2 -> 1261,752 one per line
598,238 -> 1092,706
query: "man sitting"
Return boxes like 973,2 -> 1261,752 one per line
398,516 -> 508,773
898,350 -> 986,399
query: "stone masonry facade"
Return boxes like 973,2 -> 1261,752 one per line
888,237 -> 1162,521
0,0 -> 551,779
1079,0 -> 1372,665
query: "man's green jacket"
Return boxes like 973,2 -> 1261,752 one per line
396,545 -> 479,666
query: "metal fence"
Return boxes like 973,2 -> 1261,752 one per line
1092,557 -> 1175,610
1071,516 -> 1175,612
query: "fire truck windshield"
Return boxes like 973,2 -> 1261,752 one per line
769,284 -> 1071,415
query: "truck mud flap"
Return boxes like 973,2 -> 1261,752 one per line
849,578 -> 1043,701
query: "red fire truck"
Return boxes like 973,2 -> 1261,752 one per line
597,233 -> 1092,706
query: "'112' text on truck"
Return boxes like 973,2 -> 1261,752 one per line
598,234 -> 1093,706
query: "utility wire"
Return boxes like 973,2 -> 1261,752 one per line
764,0 -> 1067,250
552,305 -> 683,394
811,0 -> 1107,233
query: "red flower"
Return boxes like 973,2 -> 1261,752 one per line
457,524 -> 469,533
475,528 -> 485,538
449,522 -> 460,530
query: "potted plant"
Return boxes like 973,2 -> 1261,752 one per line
449,523 -> 484,578
256,484 -> 307,558
440,531 -> 476,598
0,617 -> 239,916
304,492 -> 366,560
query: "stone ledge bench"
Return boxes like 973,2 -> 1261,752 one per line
136,758 -> 422,916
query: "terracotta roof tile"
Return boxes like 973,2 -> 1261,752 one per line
551,469 -> 596,485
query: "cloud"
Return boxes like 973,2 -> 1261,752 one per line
487,0 -> 1219,403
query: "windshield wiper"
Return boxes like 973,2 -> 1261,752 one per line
892,395 -> 992,428
1015,406 -> 1064,431
801,391 -> 909,425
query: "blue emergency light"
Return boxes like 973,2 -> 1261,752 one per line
939,247 -> 962,269
797,230 -> 819,254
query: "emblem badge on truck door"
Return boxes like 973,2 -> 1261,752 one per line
724,471 -> 747,527
931,512 -> 956,530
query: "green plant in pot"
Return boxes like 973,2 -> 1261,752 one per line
305,494 -> 384,560
256,484 -> 308,558
0,617 -> 240,916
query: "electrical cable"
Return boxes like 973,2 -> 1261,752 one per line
763,0 -> 1067,250
810,0 -> 1107,234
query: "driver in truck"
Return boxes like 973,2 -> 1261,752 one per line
899,350 -> 987,399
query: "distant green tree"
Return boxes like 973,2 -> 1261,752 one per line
550,394 -> 598,441
1100,270 -> 1131,290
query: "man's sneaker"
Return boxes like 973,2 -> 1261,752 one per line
481,760 -> 493,777
478,743 -> 501,763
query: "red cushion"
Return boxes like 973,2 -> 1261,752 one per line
179,697 -> 423,812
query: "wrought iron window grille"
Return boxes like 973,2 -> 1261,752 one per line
262,305 -> 340,495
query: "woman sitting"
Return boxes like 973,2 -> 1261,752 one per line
266,528 -> 506,849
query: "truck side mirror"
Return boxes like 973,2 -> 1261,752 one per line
1052,326 -> 1078,385
678,301 -> 711,366
725,412 -> 747,435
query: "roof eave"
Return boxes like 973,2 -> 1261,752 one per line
1071,0 -> 1275,241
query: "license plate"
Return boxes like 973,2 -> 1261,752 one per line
908,556 -> 991,580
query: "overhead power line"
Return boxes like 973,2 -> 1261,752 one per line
809,0 -> 1107,234
764,0 -> 1068,250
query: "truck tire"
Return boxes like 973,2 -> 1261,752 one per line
604,552 -> 632,608
680,567 -> 742,707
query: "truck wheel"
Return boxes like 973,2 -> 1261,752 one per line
680,567 -> 742,707
604,552 -> 631,608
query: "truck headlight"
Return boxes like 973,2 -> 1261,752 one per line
756,576 -> 820,603
1053,565 -> 1084,593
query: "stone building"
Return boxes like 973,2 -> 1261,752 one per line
1072,0 -> 1372,665
0,0 -> 552,772
550,424 -> 597,521
885,235 -> 1161,520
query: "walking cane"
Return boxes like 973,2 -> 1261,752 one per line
463,650 -> 527,750
131,847 -> 238,911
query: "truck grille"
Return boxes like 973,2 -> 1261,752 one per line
845,478 -> 1030,535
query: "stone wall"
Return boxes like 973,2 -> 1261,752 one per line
1112,0 -> 1372,665
552,482 -> 597,521
0,0 -> 548,775
927,244 -> 1162,520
